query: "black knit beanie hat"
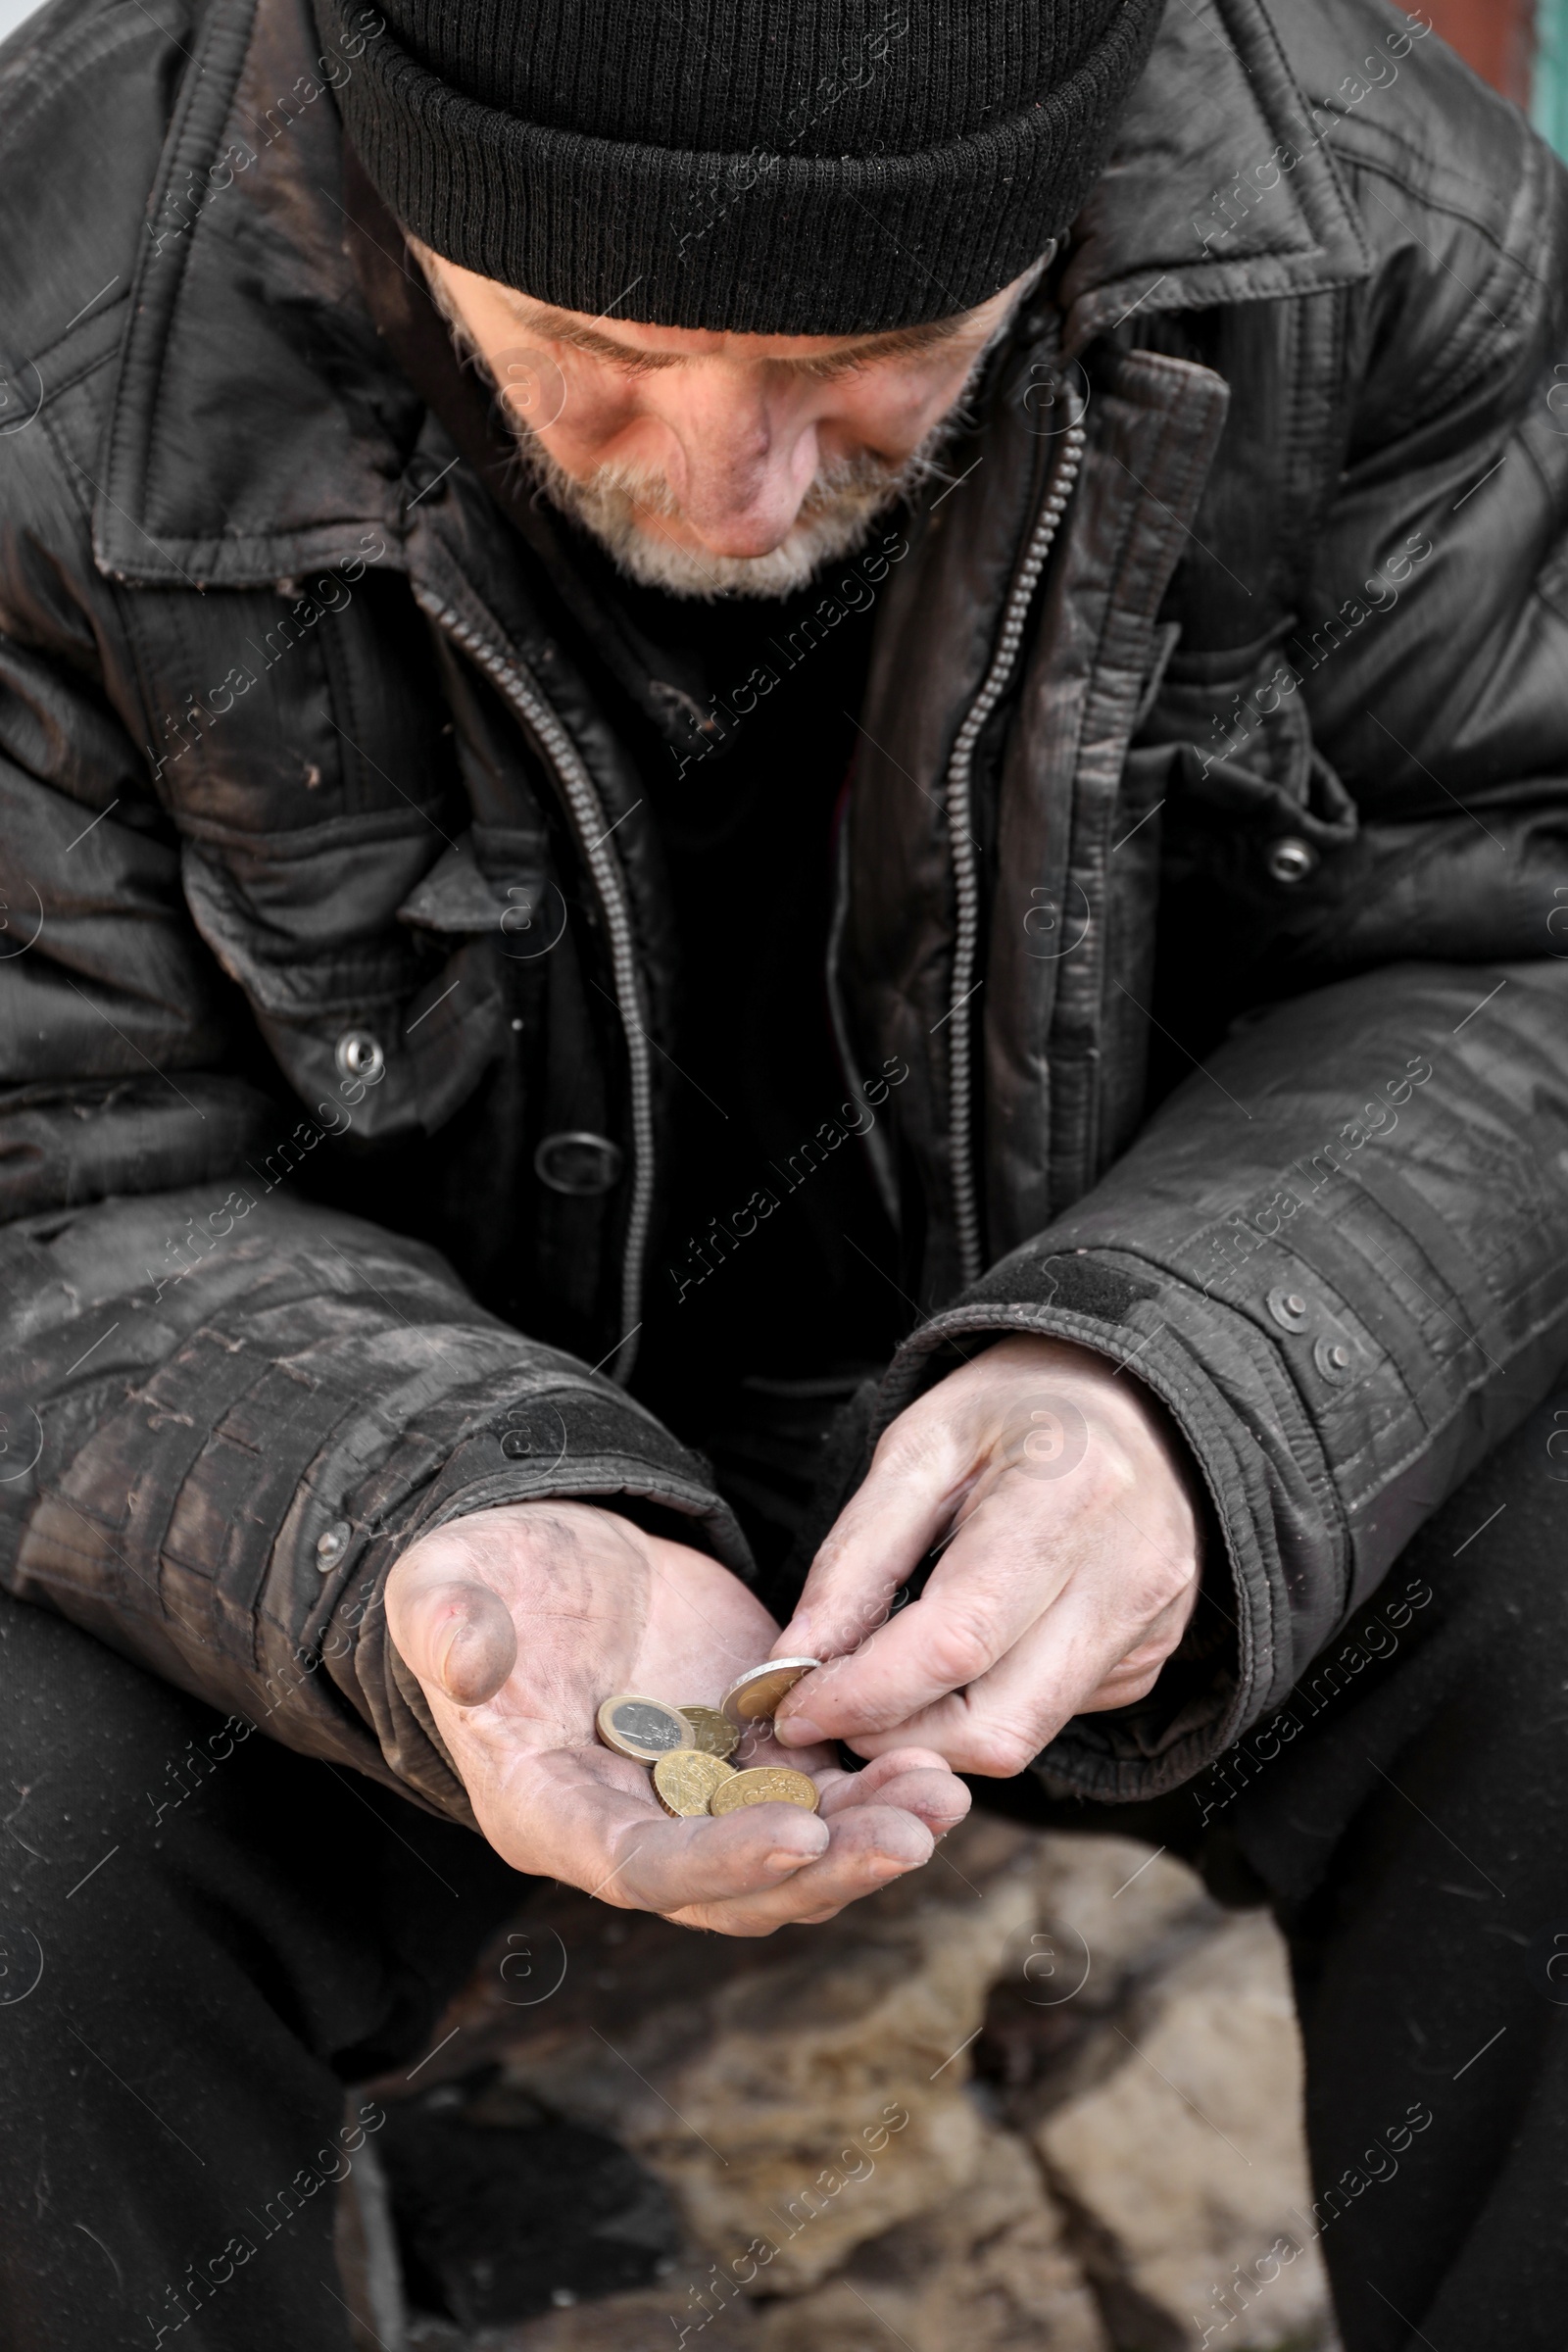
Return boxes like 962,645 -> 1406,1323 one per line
317,0 -> 1164,333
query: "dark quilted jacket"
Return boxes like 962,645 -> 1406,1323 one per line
2,0 -> 1566,1821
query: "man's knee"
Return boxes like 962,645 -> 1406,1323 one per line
0,1592 -> 230,2007
1375,1383 -> 1568,1691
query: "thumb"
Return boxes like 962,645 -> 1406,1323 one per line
390,1570 -> 518,1706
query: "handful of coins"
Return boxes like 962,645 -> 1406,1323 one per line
595,1658 -> 822,1818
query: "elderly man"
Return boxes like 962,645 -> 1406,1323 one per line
0,0 -> 1564,2343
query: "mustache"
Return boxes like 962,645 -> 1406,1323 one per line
592,441 -> 912,522
503,416 -> 955,600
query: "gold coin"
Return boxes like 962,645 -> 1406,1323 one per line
720,1657 -> 822,1727
708,1766 -> 820,1816
596,1693 -> 696,1762
679,1705 -> 739,1760
653,1749 -> 737,1817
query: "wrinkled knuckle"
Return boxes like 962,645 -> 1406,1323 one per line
924,1610 -> 1004,1689
872,1412 -> 958,1486
809,1590 -> 886,1655
869,1440 -> 924,1493
962,1719 -> 1042,1777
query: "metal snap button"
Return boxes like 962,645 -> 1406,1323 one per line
1264,836 -> 1318,885
533,1131 -> 624,1197
1267,1287 -> 1311,1334
316,1520 -> 352,1572
403,453 -> 452,508
1314,1335 -> 1353,1383
334,1030 -> 385,1084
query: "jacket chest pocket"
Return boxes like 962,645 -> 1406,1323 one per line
180,820 -> 556,1145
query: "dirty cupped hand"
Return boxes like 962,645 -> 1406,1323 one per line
770,1335 -> 1202,1776
386,1500 -> 970,1936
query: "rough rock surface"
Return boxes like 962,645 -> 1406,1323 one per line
752,2131 -> 1109,2352
431,1816 -> 1038,2290
361,1818 -> 1340,2352
1037,1910 -> 1331,2351
452,2135 -> 1107,2352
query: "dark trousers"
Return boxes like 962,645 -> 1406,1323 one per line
0,1595 -> 522,2351
3,1393 -> 1566,2351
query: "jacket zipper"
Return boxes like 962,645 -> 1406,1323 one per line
414,589 -> 654,1387
945,388 -> 1089,1290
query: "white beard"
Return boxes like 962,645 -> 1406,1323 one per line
506,416 -> 963,600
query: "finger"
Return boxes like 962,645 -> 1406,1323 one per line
611,1809 -> 833,1912
725,1719 -> 837,1776
510,1754 -> 942,1934
668,1801 -> 936,1936
391,1572 -> 518,1706
815,1744 -> 954,1798
773,1423 -> 969,1663
775,1491 -> 1070,1746
815,1748 -> 971,1836
822,1764 -> 972,1838
508,1751 -> 833,1912
844,1579 -> 1192,1776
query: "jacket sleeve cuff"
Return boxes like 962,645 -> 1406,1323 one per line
310,1371 -> 750,1824
3,1192 -> 749,1834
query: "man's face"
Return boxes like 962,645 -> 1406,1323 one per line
415,249 -> 1044,598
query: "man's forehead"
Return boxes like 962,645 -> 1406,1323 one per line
490,281 -> 981,369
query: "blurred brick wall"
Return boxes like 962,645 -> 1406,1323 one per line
1423,0 -> 1535,105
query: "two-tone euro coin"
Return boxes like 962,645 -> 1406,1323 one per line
596,1692 -> 696,1762
719,1657 -> 821,1727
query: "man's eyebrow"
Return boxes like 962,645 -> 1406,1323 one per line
502,301 -> 969,370
820,316 -> 968,368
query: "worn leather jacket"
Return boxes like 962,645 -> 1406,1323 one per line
3,0 -> 1566,1820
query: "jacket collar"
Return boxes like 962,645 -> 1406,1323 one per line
95,0 -> 1372,587
1059,0 -> 1372,353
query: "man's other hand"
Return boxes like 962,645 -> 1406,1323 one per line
385,1501 -> 969,1935
770,1336 -> 1201,1775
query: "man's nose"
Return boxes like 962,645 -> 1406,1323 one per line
653,382 -> 818,555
